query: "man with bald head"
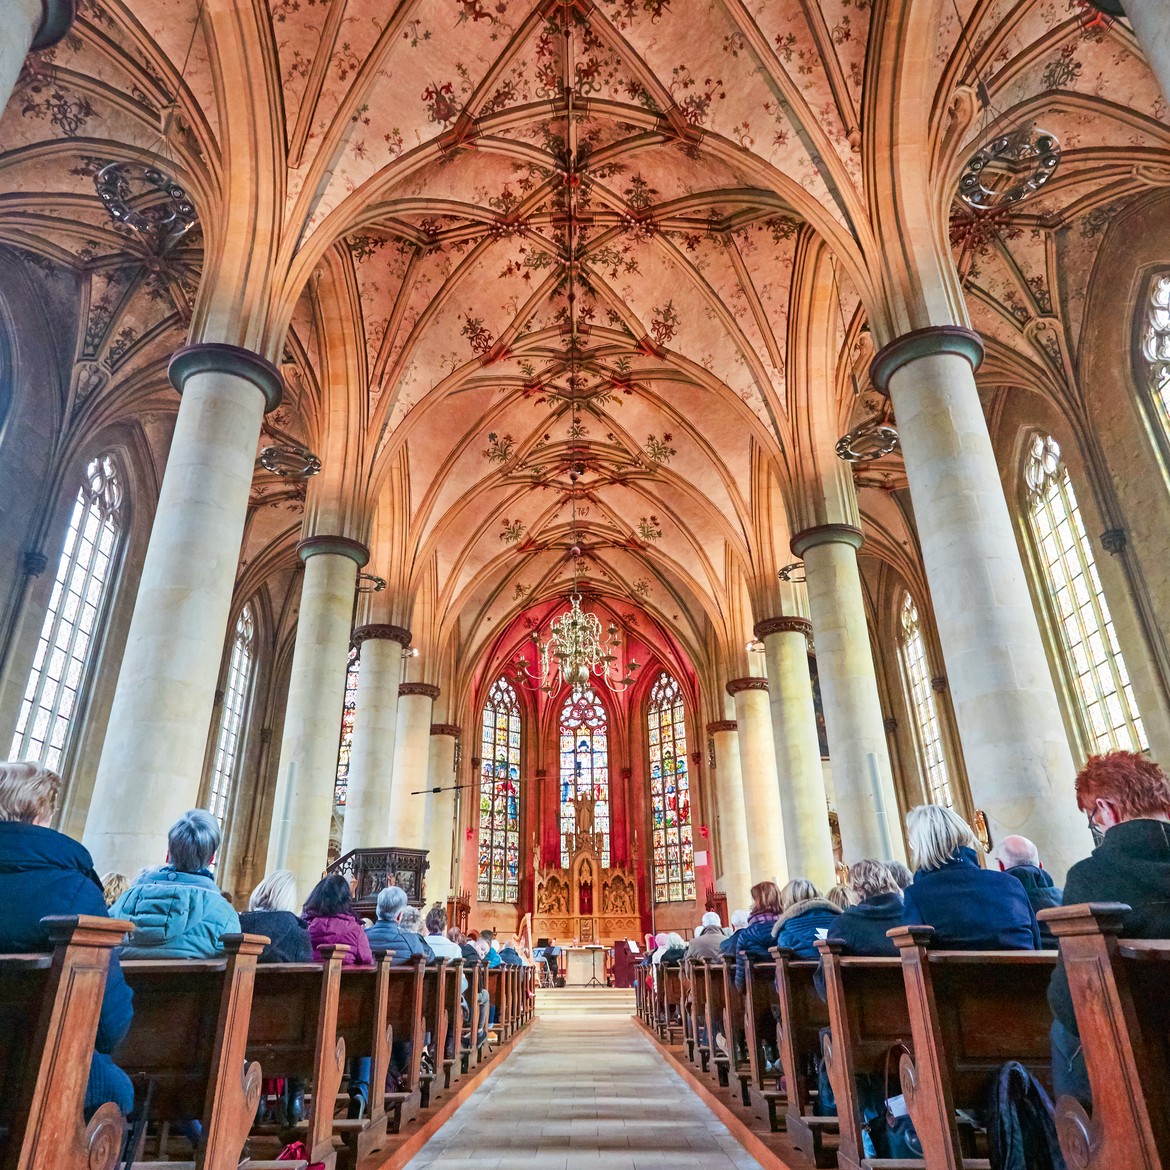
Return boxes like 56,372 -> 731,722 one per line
995,834 -> 1063,948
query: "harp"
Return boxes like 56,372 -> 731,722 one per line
513,912 -> 534,964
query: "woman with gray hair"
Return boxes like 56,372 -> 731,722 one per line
110,809 -> 241,959
366,885 -> 433,964
901,804 -> 1039,950
239,869 -> 312,963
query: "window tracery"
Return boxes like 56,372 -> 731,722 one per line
559,687 -> 610,867
478,676 -> 521,903
10,454 -> 123,769
1141,272 -> 1170,435
208,604 -> 255,822
897,593 -> 953,808
334,645 -> 359,807
647,673 -> 695,902
1024,433 -> 1146,753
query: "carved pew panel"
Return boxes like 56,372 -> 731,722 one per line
702,961 -> 730,1089
741,959 -> 784,1129
382,958 -> 426,1131
419,964 -> 449,1109
717,957 -> 752,1107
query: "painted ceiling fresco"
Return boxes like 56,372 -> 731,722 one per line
0,0 -> 1166,677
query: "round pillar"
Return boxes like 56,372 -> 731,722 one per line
387,683 -> 440,851
707,720 -> 751,913
424,724 -> 460,904
266,536 -> 368,894
1117,0 -> 1170,106
726,678 -> 788,887
872,327 -> 1087,874
85,343 -> 282,876
790,524 -> 904,865
1,0 -> 74,118
756,617 -> 837,891
340,624 -> 410,855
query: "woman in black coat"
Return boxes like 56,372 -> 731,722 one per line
238,869 -> 313,962
0,761 -> 135,1117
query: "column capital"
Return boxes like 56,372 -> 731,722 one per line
726,677 -> 768,697
297,535 -> 370,567
706,720 -> 738,734
869,325 -> 984,395
790,523 -> 864,557
168,342 -> 284,413
754,615 -> 813,640
430,723 -> 461,737
31,0 -> 78,49
353,623 -> 411,647
400,682 -> 440,700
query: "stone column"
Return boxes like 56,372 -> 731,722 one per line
790,525 -> 905,865
85,344 -> 282,876
340,624 -> 411,855
266,536 -> 368,893
1,0 -> 73,117
708,720 -> 751,913
1117,0 -> 1170,105
756,617 -> 837,891
424,724 -> 460,904
872,327 -> 1087,874
386,683 -> 439,851
726,679 -> 788,887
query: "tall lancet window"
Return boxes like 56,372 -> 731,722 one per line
1141,272 -> 1170,435
10,453 -> 123,769
897,593 -> 953,808
334,646 -> 360,807
559,687 -> 610,867
1025,433 -> 1146,753
647,673 -> 695,902
478,677 -> 522,903
208,604 -> 255,822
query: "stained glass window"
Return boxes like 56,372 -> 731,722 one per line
334,645 -> 360,806
897,593 -> 953,808
10,453 -> 123,769
559,687 -> 610,867
1141,272 -> 1170,434
647,673 -> 695,902
478,677 -> 522,903
208,604 -> 255,822
1025,433 -> 1147,753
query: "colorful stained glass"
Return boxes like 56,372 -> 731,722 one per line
559,687 -> 611,867
478,677 -> 522,902
647,673 -> 694,902
333,645 -> 359,806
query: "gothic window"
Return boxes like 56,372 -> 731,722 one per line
559,687 -> 610,868
1024,433 -> 1146,753
897,593 -> 953,808
334,645 -> 359,807
9,454 -> 123,769
478,677 -> 522,903
1141,271 -> 1170,435
208,604 -> 255,823
647,673 -> 695,903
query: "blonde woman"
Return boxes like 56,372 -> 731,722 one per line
239,869 -> 312,963
772,878 -> 841,962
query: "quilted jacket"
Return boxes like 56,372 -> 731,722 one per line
111,865 -> 240,959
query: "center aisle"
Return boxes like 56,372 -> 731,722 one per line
404,987 -> 764,1170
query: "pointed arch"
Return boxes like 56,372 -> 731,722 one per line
646,671 -> 695,903
479,676 -> 522,904
897,592 -> 952,808
559,687 -> 611,868
208,603 -> 257,823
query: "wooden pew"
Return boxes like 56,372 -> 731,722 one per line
718,957 -> 752,1106
462,962 -> 482,1073
891,926 -> 1057,1170
816,941 -> 913,1170
418,962 -> 449,1109
439,962 -> 463,1091
1041,902 -> 1170,1170
116,933 -> 266,1170
701,960 -> 730,1089
656,963 -> 685,1045
243,945 -> 347,1168
771,947 -> 835,1166
381,957 -> 425,1131
680,959 -> 702,1067
740,957 -> 785,1131
0,915 -> 128,1170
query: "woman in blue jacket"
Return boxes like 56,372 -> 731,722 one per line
732,881 -> 783,991
772,879 -> 841,961
0,761 -> 135,1118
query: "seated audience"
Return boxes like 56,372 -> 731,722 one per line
302,874 -> 373,965
684,911 -> 726,961
733,881 -> 783,991
902,804 -> 1040,949
884,860 -> 914,891
719,908 -> 749,956
0,761 -> 135,1118
239,869 -> 312,963
825,860 -> 905,957
658,932 -> 686,964
497,935 -> 525,966
1048,751 -> 1170,1105
773,879 -> 841,961
995,834 -> 1063,949
366,885 -> 432,963
826,883 -> 851,912
111,809 -> 241,958
101,871 -> 130,908
400,905 -> 427,937
424,904 -> 462,960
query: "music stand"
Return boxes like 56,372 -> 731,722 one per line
585,945 -> 603,988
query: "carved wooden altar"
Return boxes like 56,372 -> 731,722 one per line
533,797 -> 640,945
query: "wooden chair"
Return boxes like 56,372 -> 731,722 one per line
1041,902 -> 1170,1170
117,934 -> 267,1170
0,915 -> 129,1170
891,926 -> 1058,1170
